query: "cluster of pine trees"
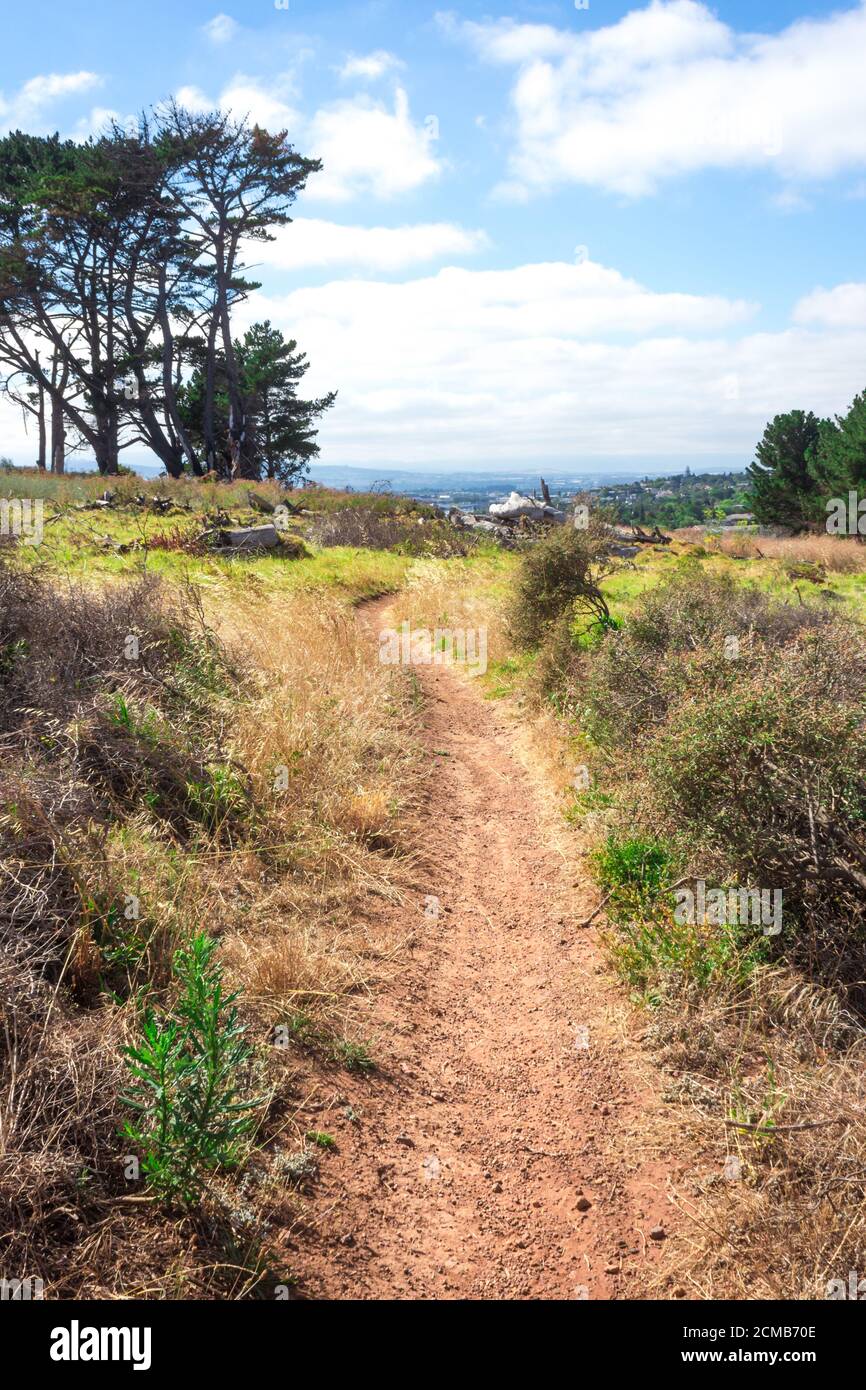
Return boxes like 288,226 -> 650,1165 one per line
0,104 -> 335,480
747,389 -> 866,530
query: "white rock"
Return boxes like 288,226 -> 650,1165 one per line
489,492 -> 555,522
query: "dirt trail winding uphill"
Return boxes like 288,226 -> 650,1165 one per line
291,599 -> 680,1300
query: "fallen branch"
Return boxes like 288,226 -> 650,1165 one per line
629,523 -> 672,545
576,891 -> 613,929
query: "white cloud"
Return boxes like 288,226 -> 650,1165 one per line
4,256 -> 862,470
0,71 -> 101,132
443,0 -> 866,197
175,73 -> 301,132
70,106 -> 122,140
173,85 -> 213,114
204,14 -> 239,45
219,75 -> 301,132
338,51 -> 403,81
257,218 -> 489,271
305,88 -> 440,200
229,257 -> 836,467
14,72 -> 101,107
769,188 -> 812,215
173,79 -> 438,201
436,12 -> 575,64
794,282 -> 866,329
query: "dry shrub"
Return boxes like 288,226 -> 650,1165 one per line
508,518 -> 614,650
308,507 -> 475,556
0,1000 -> 129,1291
531,612 -> 591,707
145,523 -> 208,555
646,972 -> 866,1300
705,531 -> 866,573
0,567 -> 181,732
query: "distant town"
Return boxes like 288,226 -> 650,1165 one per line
588,468 -> 753,530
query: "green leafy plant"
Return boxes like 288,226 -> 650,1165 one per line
121,934 -> 259,1203
186,764 -> 247,830
109,692 -> 135,731
108,692 -> 162,744
86,894 -> 148,975
564,786 -> 614,823
727,1063 -> 789,1157
305,1130 -> 336,1150
331,1038 -> 375,1073
593,833 -> 675,921
609,913 -> 769,998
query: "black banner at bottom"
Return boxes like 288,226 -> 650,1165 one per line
2,1296 -> 858,1377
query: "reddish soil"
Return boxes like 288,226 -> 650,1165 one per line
289,602 -> 680,1300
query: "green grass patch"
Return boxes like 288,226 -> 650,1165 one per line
608,914 -> 771,1000
593,833 -> 677,921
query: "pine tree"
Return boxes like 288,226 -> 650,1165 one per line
237,322 -> 336,482
178,322 -> 335,482
808,392 -> 866,507
746,410 -> 823,527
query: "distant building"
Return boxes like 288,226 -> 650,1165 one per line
722,512 -> 755,526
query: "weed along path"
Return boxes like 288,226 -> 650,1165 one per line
290,597 -> 679,1300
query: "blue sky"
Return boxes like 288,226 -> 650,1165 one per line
1,0 -> 865,473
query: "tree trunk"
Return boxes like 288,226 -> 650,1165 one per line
93,414 -> 120,474
203,310 -> 219,472
36,371 -> 46,471
155,265 -> 199,476
51,403 -> 66,473
216,239 -> 248,476
50,350 -> 67,474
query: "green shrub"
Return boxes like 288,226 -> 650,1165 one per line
121,934 -> 259,1204
644,668 -> 866,990
508,521 -> 613,650
593,833 -> 676,921
580,572 -> 842,749
609,914 -> 770,997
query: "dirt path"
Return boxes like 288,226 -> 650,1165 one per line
289,602 -> 680,1300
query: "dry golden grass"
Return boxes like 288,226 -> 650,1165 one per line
215,589 -> 417,864
0,563 -> 420,1298
201,588 -> 420,1038
388,554 -> 514,670
645,971 -> 866,1300
678,528 -> 866,572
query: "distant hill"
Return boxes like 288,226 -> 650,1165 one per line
307,463 -> 750,517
